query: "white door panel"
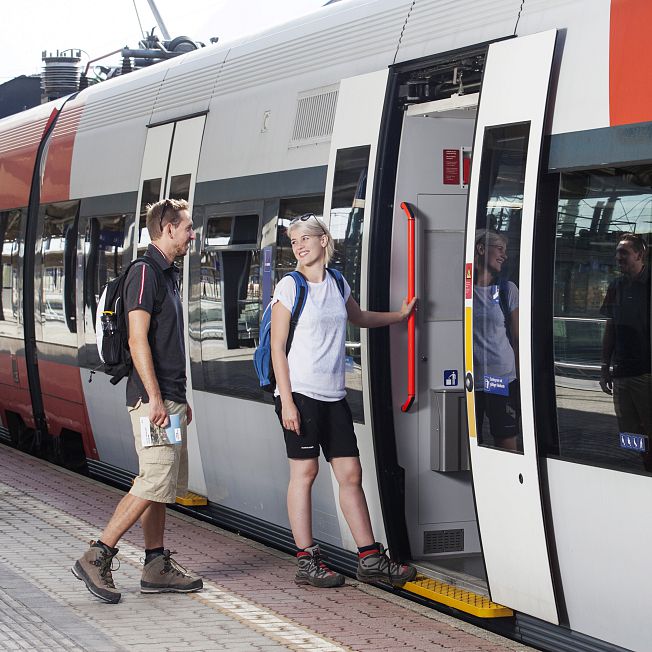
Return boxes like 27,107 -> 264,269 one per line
464,31 -> 559,623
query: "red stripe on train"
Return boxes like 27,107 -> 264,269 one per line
609,0 -> 652,126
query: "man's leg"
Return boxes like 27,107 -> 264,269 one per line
141,501 -> 166,549
100,493 -> 153,548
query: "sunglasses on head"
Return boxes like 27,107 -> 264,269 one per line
289,213 -> 325,234
159,199 -> 173,233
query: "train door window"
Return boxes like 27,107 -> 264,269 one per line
275,197 -> 325,282
138,178 -> 162,252
328,145 -> 370,423
81,213 -> 131,365
169,174 -> 191,201
39,201 -> 79,346
548,166 -> 651,473
473,123 -> 529,453
0,209 -> 24,335
199,210 -> 261,397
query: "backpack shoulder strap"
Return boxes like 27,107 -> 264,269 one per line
498,278 -> 512,342
287,271 -> 308,326
325,267 -> 345,298
134,256 -> 167,310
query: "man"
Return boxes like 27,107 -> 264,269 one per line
599,233 -> 651,467
72,198 -> 201,603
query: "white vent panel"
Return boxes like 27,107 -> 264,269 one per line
290,85 -> 339,147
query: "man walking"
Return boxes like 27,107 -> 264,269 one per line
73,198 -> 202,603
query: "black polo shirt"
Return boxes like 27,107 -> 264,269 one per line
600,266 -> 651,377
123,243 -> 186,406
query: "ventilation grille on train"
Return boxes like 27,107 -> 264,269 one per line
423,528 -> 464,554
289,85 -> 339,148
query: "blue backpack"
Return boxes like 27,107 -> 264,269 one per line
253,268 -> 345,392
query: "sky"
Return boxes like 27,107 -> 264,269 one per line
1,0 -> 330,82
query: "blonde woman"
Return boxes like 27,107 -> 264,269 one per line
473,229 -> 520,451
270,213 -> 416,588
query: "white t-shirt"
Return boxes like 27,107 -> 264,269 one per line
271,272 -> 351,401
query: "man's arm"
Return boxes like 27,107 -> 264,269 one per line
600,318 -> 615,395
128,309 -> 169,427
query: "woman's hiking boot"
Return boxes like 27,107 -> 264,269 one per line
356,543 -> 416,587
295,544 -> 345,588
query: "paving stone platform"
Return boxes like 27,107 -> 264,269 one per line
0,445 -> 536,652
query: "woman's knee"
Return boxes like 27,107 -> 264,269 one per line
332,458 -> 362,488
289,458 -> 319,485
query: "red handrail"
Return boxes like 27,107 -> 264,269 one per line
400,201 -> 416,413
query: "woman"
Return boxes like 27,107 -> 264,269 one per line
270,213 -> 416,588
473,229 -> 520,452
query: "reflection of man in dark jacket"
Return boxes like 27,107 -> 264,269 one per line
599,234 -> 651,466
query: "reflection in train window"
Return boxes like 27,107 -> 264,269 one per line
198,212 -> 261,397
328,146 -> 370,423
549,166 -> 651,474
473,123 -> 529,453
81,214 -> 131,366
169,174 -> 191,201
0,209 -> 24,335
138,178 -> 162,248
39,201 -> 79,346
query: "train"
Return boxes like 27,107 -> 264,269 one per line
1,0 -> 651,650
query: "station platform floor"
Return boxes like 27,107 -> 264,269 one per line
0,445 -> 536,652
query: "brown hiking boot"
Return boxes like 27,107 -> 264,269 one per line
295,544 -> 345,588
140,550 -> 203,593
72,542 -> 121,604
356,543 -> 416,587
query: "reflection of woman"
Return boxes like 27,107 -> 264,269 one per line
473,230 -> 520,451
270,214 -> 416,588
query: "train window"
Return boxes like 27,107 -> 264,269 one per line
0,209 -> 24,335
81,214 -> 131,366
39,201 -> 79,346
169,174 -> 191,201
473,123 -> 530,453
329,146 -> 370,423
138,178 -> 162,249
548,166 -> 651,474
198,211 -> 262,398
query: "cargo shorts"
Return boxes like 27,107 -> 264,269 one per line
128,398 -> 188,504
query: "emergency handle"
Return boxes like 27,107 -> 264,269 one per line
400,201 -> 416,412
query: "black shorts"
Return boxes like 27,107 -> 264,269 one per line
274,393 -> 359,461
475,380 -> 519,442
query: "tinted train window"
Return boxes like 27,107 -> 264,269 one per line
81,214 -> 131,366
0,209 -> 24,336
549,166 -> 651,473
197,211 -> 261,398
329,146 -> 370,423
473,123 -> 529,453
138,178 -> 162,250
39,201 -> 79,346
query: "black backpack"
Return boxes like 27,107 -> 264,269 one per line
91,257 -> 166,385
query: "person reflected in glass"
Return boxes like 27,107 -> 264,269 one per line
599,234 -> 652,469
270,213 -> 417,588
473,230 -> 520,452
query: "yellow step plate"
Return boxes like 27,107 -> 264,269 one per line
403,575 -> 513,618
175,491 -> 208,506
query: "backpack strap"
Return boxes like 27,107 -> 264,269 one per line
498,278 -> 512,344
285,271 -> 308,354
325,267 -> 346,298
133,256 -> 167,313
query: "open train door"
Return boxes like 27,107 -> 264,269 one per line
464,31 -> 559,623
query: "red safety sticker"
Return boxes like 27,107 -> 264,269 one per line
465,263 -> 473,299
443,149 -> 460,185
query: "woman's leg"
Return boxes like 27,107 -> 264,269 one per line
287,458 -> 319,549
330,456 -> 374,548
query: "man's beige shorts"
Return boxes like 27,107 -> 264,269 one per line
128,399 -> 188,503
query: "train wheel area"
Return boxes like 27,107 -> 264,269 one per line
0,443 -> 534,652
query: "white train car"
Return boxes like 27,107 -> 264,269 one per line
1,1 -> 650,650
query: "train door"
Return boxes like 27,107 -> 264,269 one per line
464,31 -> 559,622
134,115 -> 208,498
390,94 -> 484,593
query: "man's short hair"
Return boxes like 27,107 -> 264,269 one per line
146,198 -> 189,240
618,232 -> 648,256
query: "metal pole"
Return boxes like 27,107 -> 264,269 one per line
146,0 -> 171,40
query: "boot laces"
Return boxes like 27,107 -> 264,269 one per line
95,552 -> 119,588
310,549 -> 336,577
162,550 -> 190,577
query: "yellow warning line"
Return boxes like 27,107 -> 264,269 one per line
403,575 -> 513,618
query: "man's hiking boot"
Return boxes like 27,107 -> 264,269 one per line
295,544 -> 345,588
356,543 -> 417,587
140,550 -> 203,593
72,542 -> 121,604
